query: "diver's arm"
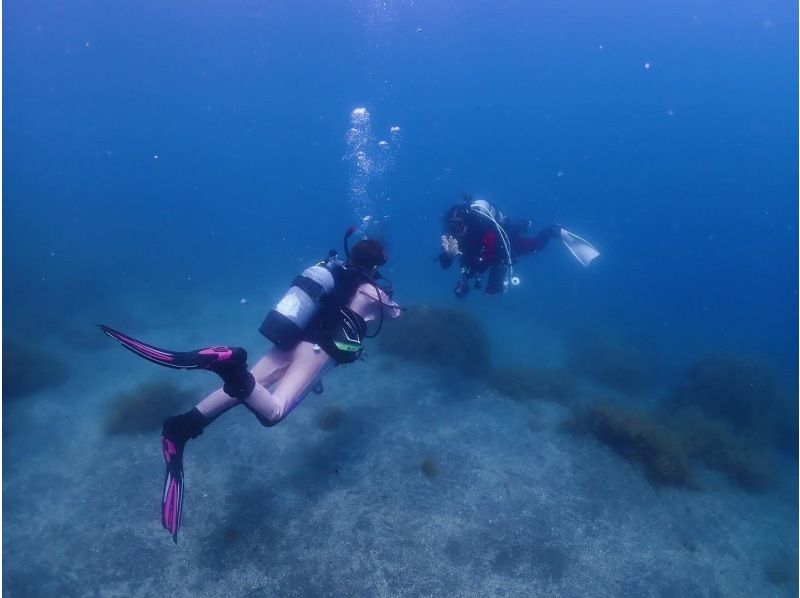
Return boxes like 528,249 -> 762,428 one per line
354,284 -> 402,320
437,252 -> 454,269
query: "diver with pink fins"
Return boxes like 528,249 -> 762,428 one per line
101,228 -> 400,542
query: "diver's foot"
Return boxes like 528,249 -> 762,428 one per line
198,347 -> 255,399
163,408 -> 208,443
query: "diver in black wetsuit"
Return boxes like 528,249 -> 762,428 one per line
437,195 -> 563,297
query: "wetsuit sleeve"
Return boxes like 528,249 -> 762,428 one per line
513,225 -> 561,256
437,252 -> 454,269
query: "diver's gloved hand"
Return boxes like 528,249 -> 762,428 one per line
454,276 -> 470,298
441,235 -> 460,257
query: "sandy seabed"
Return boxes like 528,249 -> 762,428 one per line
3,314 -> 797,598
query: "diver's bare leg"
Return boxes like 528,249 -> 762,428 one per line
243,342 -> 333,424
194,347 -> 291,419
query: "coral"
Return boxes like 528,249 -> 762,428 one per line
566,332 -> 654,395
564,399 -> 777,492
764,549 -> 799,588
104,379 -> 199,436
667,409 -> 775,491
317,405 -> 346,431
421,455 -> 440,478
669,354 -> 777,431
563,402 -> 694,487
490,366 -> 578,403
376,305 -> 491,378
3,338 -> 69,400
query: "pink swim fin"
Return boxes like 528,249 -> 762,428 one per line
161,435 -> 185,543
99,324 -> 255,399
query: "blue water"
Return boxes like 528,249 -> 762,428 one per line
4,1 -> 798,596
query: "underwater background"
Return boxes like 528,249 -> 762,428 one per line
4,1 -> 798,596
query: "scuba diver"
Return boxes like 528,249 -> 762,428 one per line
101,230 -> 401,543
437,194 -> 599,297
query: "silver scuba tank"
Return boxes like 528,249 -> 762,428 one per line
470,198 -> 507,224
259,259 -> 341,350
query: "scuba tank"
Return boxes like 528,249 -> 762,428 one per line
258,227 -> 359,351
259,256 -> 343,350
469,198 -> 498,220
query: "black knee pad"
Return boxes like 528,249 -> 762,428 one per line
223,370 -> 256,400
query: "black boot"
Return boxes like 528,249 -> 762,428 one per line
162,407 -> 209,446
208,348 -> 256,400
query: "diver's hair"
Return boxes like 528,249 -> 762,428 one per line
349,239 -> 387,269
